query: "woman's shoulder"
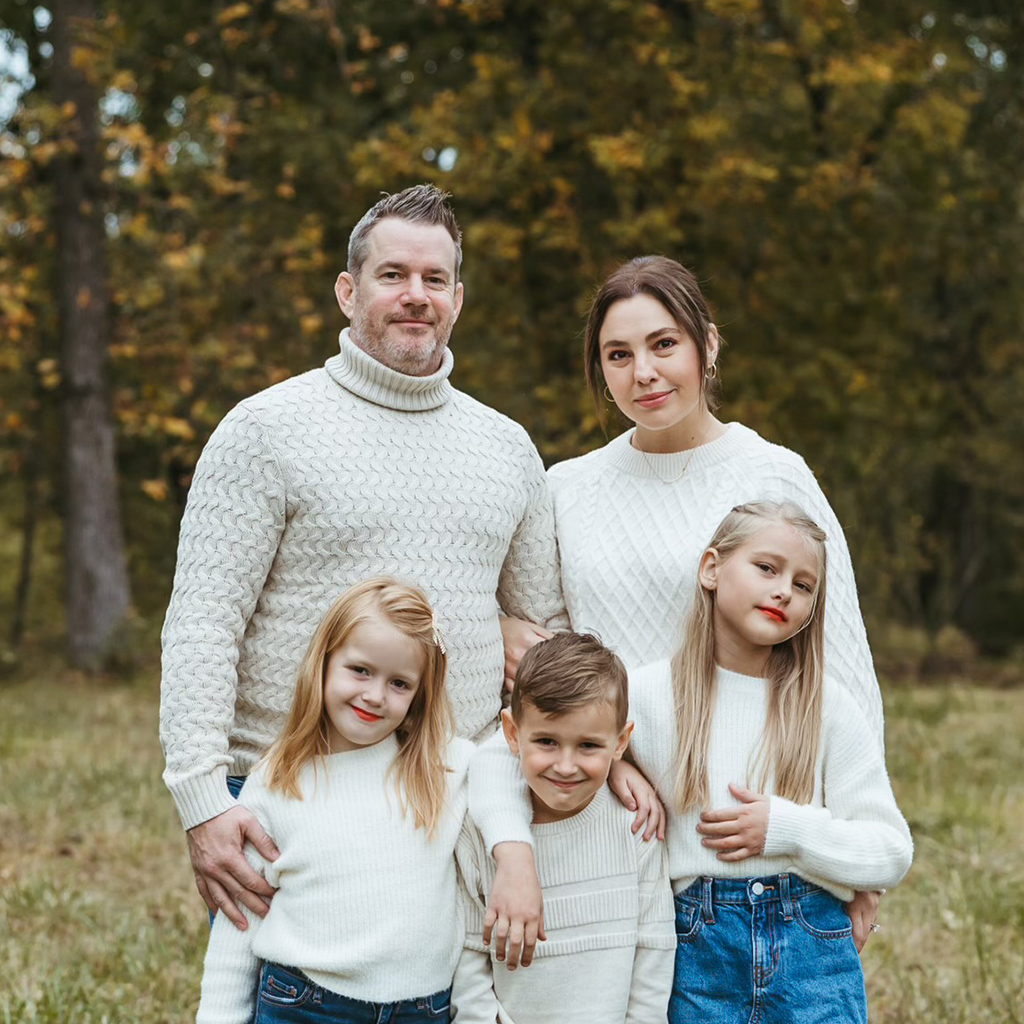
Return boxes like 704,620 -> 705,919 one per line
547,432 -> 630,483
725,422 -> 810,471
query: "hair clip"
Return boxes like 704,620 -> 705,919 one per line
432,617 -> 447,655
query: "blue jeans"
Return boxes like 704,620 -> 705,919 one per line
670,874 -> 867,1024
207,776 -> 248,928
255,962 -> 451,1024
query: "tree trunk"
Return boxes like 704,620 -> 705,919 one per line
51,0 -> 132,667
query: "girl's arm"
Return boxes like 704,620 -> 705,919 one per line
762,683 -> 912,891
195,845 -> 267,1024
468,730 -> 544,969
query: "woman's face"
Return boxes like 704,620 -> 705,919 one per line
598,294 -> 717,450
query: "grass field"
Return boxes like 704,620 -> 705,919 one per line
1,663 -> 1022,1023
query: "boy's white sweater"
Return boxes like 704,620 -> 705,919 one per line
196,736 -> 474,1023
471,667 -> 912,903
452,786 -> 675,1024
548,423 -> 885,745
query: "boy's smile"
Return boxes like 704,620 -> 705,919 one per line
502,702 -> 633,824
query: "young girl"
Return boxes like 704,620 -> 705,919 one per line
196,577 -> 472,1024
472,501 -> 912,1023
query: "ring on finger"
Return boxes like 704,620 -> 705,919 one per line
869,921 -> 881,933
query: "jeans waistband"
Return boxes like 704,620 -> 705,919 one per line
677,874 -> 824,923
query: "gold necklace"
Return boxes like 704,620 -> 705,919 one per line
632,421 -> 714,484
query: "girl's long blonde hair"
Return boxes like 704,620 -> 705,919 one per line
672,501 -> 828,813
263,577 -> 454,836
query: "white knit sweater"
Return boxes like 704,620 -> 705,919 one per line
471,666 -> 913,903
160,330 -> 566,829
548,423 -> 884,744
196,736 -> 474,1022
452,787 -> 675,1024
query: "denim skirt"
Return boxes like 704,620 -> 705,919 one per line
254,962 -> 451,1024
669,874 -> 867,1024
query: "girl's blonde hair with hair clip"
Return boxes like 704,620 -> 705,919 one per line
263,577 -> 454,837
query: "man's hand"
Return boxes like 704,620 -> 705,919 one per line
845,889 -> 882,952
696,782 -> 770,861
187,805 -> 280,929
608,759 -> 665,841
483,842 -> 546,970
499,617 -> 552,692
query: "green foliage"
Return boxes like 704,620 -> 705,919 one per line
0,1 -> 1022,655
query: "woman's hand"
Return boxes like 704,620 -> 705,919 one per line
499,617 -> 552,692
845,889 -> 882,952
696,782 -> 770,861
608,759 -> 666,841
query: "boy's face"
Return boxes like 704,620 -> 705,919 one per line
501,701 -> 633,824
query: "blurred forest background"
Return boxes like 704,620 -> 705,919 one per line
1,0 -> 1022,674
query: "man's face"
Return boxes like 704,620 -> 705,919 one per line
334,218 -> 464,377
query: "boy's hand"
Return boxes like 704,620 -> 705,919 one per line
696,782 -> 769,860
484,842 -> 546,969
608,759 -> 665,841
499,617 -> 551,692
845,889 -> 882,952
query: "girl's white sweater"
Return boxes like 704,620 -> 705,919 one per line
196,736 -> 474,1023
548,423 -> 884,745
471,666 -> 912,903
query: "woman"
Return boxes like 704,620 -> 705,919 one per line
500,255 -> 884,946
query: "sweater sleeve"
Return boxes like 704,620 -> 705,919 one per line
766,453 -> 884,749
762,683 -> 913,891
452,823 -> 501,1024
626,834 -> 675,1024
468,729 -> 534,852
195,846 -> 267,1024
496,436 -> 569,632
160,403 -> 287,829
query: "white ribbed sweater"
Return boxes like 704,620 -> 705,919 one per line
452,787 -> 675,1024
196,736 -> 474,1022
549,423 -> 884,744
160,330 -> 565,829
471,666 -> 913,903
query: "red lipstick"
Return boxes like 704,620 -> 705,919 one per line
352,706 -> 382,722
758,606 -> 788,623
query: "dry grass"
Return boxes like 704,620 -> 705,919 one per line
1,665 -> 1022,1022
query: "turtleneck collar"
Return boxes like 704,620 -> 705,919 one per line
324,328 -> 455,412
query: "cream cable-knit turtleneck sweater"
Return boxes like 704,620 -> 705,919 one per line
160,330 -> 566,829
196,736 -> 474,1021
471,666 -> 913,903
548,423 -> 884,744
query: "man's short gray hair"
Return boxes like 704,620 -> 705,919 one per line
347,183 -> 463,281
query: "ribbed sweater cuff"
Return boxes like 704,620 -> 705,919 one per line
169,765 -> 234,831
764,794 -> 817,857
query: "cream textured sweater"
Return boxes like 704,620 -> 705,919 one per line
197,736 -> 474,1022
160,330 -> 565,829
472,666 -> 913,903
452,786 -> 675,1024
548,423 -> 884,744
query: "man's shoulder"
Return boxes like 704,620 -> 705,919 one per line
446,388 -> 537,451
235,367 -> 332,420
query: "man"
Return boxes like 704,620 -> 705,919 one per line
160,184 -> 565,930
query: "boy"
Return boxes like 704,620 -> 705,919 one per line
452,632 -> 674,1023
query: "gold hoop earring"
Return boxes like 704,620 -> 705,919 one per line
603,385 -> 614,402
705,363 -> 718,381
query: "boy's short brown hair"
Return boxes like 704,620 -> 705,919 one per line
510,632 -> 628,730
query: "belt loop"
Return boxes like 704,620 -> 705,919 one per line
701,876 -> 716,924
780,873 -> 793,921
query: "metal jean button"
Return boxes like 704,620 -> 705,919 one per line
751,881 -> 765,895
